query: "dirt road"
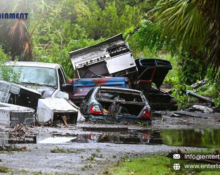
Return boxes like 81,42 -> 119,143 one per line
0,115 -> 219,175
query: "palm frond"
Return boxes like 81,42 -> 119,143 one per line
153,0 -> 206,50
194,0 -> 220,72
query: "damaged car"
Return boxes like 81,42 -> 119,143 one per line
0,62 -> 80,125
2,61 -> 70,99
135,58 -> 178,110
80,86 -> 151,124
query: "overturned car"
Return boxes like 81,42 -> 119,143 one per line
80,86 -> 151,124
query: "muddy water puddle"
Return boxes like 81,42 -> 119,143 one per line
0,129 -> 220,148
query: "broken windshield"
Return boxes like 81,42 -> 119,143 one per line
0,66 -> 57,87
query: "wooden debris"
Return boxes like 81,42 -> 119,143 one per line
61,116 -> 68,127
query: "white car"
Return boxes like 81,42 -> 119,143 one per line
2,61 -> 71,99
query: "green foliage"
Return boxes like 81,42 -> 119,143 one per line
176,52 -> 206,85
126,19 -> 172,58
195,82 -> 220,107
0,46 -> 21,83
27,0 -> 147,78
76,1 -> 142,39
153,0 -> 206,51
107,154 -> 173,175
0,46 -> 9,63
171,84 -> 194,108
34,37 -> 104,78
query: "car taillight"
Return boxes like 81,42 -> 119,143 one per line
90,105 -> 102,115
170,98 -> 177,104
140,110 -> 151,119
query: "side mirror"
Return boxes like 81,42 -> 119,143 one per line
61,84 -> 73,92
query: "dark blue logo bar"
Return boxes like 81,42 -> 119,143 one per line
0,13 -> 28,20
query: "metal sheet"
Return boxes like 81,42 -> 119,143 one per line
106,53 -> 136,74
0,81 -> 11,103
0,102 -> 35,127
69,34 -> 137,80
0,80 -> 42,109
36,98 -> 79,123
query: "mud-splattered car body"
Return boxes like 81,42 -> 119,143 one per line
2,61 -> 69,99
80,86 -> 151,124
135,58 -> 178,110
68,77 -> 130,106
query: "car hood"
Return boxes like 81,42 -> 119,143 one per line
22,85 -> 56,98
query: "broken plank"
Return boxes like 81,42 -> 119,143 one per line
153,111 -> 175,117
175,111 -> 220,118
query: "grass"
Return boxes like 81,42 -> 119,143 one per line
104,153 -> 220,175
50,148 -> 71,153
0,166 -> 11,173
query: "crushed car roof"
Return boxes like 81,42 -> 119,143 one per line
4,61 -> 60,69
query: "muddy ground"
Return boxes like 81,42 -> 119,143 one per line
0,114 -> 219,175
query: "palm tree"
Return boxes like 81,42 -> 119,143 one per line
0,0 -> 45,61
152,0 -> 220,77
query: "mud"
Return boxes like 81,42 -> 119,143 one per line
0,114 -> 219,174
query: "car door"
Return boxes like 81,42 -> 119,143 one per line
57,68 -> 66,90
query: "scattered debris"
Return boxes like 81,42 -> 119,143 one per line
175,111 -> 220,118
9,124 -> 30,138
61,116 -> 68,127
179,85 -> 214,105
70,33 -> 137,82
68,100 -> 85,122
0,144 -> 26,151
69,34 -> 178,111
36,98 -> 79,125
1,62 -> 78,126
0,80 -> 41,109
191,79 -> 208,89
154,110 -> 220,118
0,102 -> 35,127
186,90 -> 214,104
190,105 -> 214,113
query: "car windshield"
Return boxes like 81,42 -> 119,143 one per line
96,89 -> 143,102
0,66 -> 57,87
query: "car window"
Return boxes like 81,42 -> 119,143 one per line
84,88 -> 94,102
